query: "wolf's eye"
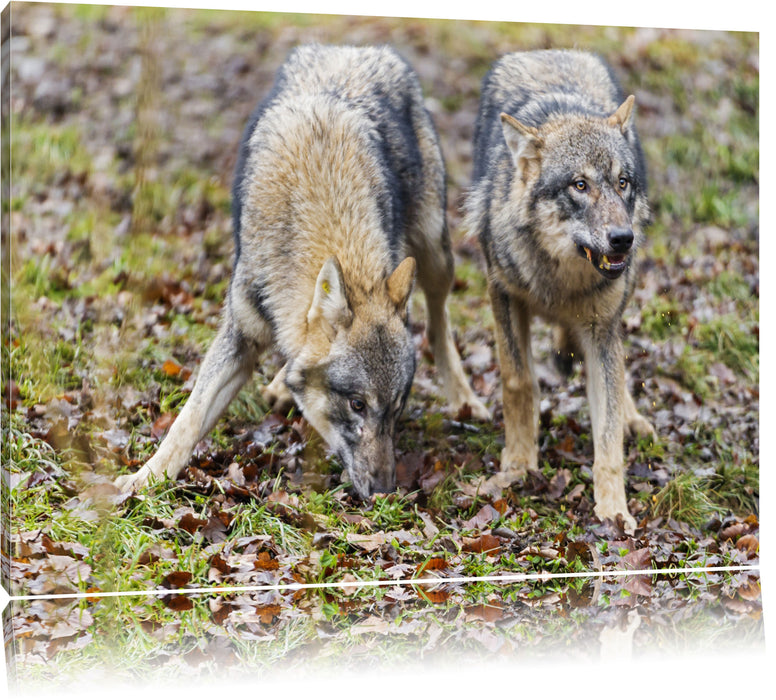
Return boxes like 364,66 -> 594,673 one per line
618,176 -> 629,190
349,398 -> 366,413
573,180 -> 587,192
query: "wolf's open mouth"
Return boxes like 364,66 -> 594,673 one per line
578,245 -> 628,280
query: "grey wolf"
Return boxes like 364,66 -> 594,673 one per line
116,44 -> 488,498
465,49 -> 655,529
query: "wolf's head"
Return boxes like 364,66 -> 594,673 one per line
284,256 -> 417,498
500,96 -> 649,280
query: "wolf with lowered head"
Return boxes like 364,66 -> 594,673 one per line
116,44 -> 488,499
465,49 -> 655,530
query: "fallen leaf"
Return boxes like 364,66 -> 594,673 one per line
151,413 -> 175,439
464,603 -> 503,622
620,547 -> 651,570
163,594 -> 194,611
416,557 -> 447,575
736,534 -> 759,554
462,534 -> 501,555
178,512 -> 208,534
255,604 -> 282,624
161,359 -> 191,380
161,571 -> 192,589
345,532 -> 388,552
254,551 -> 279,570
462,504 -> 500,530
417,587 -> 450,604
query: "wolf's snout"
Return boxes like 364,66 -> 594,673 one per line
607,228 -> 634,254
368,469 -> 396,496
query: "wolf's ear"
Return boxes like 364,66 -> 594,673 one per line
308,256 -> 352,338
386,257 -> 416,314
500,113 -> 542,179
608,95 -> 635,133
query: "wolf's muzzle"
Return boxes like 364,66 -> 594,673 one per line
608,227 -> 634,254
577,227 -> 633,280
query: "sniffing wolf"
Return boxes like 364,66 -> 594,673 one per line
115,44 -> 488,498
465,49 -> 655,529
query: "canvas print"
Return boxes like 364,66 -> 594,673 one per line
1,1 -> 761,692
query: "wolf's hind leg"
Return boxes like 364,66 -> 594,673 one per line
623,383 -> 656,439
553,325 -> 580,377
414,238 -> 490,420
115,320 -> 259,492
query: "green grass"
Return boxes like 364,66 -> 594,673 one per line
650,472 -> 727,527
694,313 -> 758,379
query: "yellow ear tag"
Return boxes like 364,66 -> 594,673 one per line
322,280 -> 331,295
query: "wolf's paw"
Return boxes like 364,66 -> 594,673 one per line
500,446 -> 536,476
627,413 -> 656,440
114,466 -> 154,493
594,500 -> 637,533
261,379 -> 295,414
453,396 -> 491,422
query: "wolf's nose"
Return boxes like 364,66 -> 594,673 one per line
608,228 -> 634,254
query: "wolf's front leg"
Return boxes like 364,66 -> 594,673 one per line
115,322 -> 258,492
490,286 -> 538,475
579,325 -> 636,531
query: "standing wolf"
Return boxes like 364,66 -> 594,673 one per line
116,44 -> 488,498
465,50 -> 655,529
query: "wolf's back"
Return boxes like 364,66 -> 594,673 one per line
471,50 -> 629,185
232,44 -> 436,252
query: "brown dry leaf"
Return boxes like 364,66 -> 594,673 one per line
350,616 -> 392,635
178,512 -> 208,534
622,574 -> 652,596
419,463 -> 447,493
161,571 -> 193,589
162,359 -> 183,377
208,553 -> 230,577
620,547 -> 652,570
464,603 -> 504,622
548,468 -> 572,500
255,604 -> 282,624
209,599 -> 233,625
736,534 -> 759,554
462,503 -> 500,530
201,511 -> 231,543
492,499 -> 510,515
416,557 -> 447,575
346,531 -> 388,552
564,483 -> 586,504
417,587 -> 450,603
462,534 -> 501,555
395,452 -> 425,490
254,551 -> 279,570
566,541 -> 594,566
151,413 -> 175,439
40,534 -> 88,560
720,522 -> 748,541
737,579 -> 761,601
163,594 -> 194,611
